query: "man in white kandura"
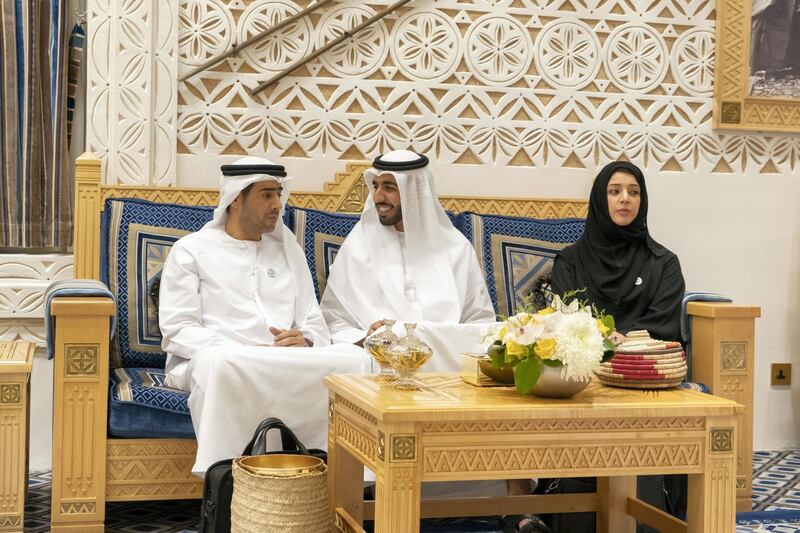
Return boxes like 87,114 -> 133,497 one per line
321,149 -> 497,365
159,157 -> 370,475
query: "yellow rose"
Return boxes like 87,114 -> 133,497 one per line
596,319 -> 610,336
534,338 -> 557,360
506,340 -> 530,359
537,307 -> 555,317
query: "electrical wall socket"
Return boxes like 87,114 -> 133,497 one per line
771,363 -> 791,386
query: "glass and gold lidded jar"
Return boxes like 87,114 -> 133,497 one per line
387,323 -> 433,390
364,319 -> 398,380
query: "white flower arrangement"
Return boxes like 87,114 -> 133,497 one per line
484,293 -> 616,394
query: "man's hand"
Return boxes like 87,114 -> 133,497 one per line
356,320 -> 387,347
270,327 -> 309,347
610,331 -> 627,346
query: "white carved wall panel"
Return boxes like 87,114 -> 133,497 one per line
86,0 -> 178,185
79,0 -> 800,185
0,255 -> 73,346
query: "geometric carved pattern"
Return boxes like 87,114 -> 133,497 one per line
0,253 -> 73,319
65,344 -> 99,376
100,187 -> 219,206
737,476 -> 746,489
0,384 -> 20,405
105,439 -> 202,500
424,444 -> 702,474
389,467 -> 416,491
422,418 -> 706,433
391,435 -> 417,462
0,516 -> 21,527
335,396 -> 378,426
60,502 -> 97,514
711,428 -> 734,453
89,0 -> 800,188
720,101 -> 742,125
721,342 -> 747,372
336,419 -> 378,470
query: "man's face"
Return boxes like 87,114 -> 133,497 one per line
372,174 -> 403,229
232,180 -> 283,235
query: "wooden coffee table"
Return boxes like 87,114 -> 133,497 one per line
0,341 -> 35,532
325,373 -> 742,533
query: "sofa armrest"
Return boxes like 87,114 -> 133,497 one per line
49,296 -> 115,530
688,301 -> 761,512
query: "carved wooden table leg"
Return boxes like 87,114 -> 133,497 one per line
687,418 -> 738,532
0,341 -> 35,533
597,476 -> 636,533
374,428 -> 421,533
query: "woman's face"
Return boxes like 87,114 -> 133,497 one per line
606,171 -> 641,226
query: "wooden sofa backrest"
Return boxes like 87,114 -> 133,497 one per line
74,152 -> 587,279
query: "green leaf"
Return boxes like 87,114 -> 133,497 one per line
542,359 -> 563,367
602,314 -> 615,332
514,357 -> 542,394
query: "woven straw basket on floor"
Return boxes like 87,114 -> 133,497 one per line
231,455 -> 330,532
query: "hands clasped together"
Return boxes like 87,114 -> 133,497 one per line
269,327 -> 310,347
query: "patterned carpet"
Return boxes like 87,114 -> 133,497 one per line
21,450 -> 800,532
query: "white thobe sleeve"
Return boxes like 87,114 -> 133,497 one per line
290,246 -> 332,348
460,252 -> 497,324
320,288 -> 369,345
159,243 -> 237,358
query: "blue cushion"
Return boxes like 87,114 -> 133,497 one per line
456,212 -> 585,316
292,207 -> 361,300
679,381 -> 710,394
100,197 -> 294,368
108,367 -> 194,439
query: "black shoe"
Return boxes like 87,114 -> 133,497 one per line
500,514 -> 552,533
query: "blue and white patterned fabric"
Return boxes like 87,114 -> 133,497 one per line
108,367 -> 194,438
678,381 -> 710,394
44,279 -> 116,359
457,212 -> 585,316
292,207 -> 361,300
101,198 -> 216,368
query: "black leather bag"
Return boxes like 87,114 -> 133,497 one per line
197,417 -> 327,533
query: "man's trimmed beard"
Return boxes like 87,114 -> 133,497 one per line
377,208 -> 402,227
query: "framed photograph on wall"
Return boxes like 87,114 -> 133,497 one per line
714,0 -> 800,131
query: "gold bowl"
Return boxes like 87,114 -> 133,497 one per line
478,359 -> 515,384
236,454 -> 325,477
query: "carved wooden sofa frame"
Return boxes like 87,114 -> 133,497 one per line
49,152 -> 760,531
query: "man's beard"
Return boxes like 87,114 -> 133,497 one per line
376,205 -> 402,227
242,211 -> 278,234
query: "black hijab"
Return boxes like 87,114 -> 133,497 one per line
558,161 -> 666,307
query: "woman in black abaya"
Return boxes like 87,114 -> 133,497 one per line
546,161 -> 687,531
551,161 -> 685,342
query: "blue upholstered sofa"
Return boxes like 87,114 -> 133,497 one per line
47,156 -> 760,530
101,199 -> 590,442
